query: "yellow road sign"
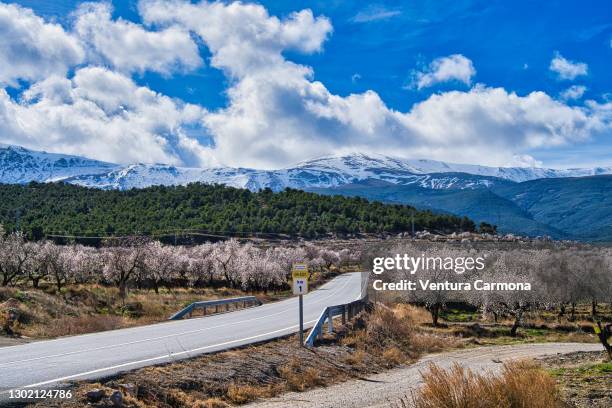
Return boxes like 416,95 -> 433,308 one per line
292,263 -> 309,280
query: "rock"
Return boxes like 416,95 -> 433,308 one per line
86,388 -> 106,403
109,390 -> 123,407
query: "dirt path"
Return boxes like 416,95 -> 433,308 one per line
247,342 -> 603,408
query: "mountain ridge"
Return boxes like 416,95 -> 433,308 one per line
2,144 -> 611,241
3,144 -> 612,191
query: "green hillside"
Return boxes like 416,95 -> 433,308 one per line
491,175 -> 612,241
309,175 -> 612,241
309,180 -> 564,238
0,182 -> 475,240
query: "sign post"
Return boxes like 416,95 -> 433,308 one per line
292,263 -> 309,346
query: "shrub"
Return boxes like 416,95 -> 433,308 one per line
226,384 -> 268,404
344,349 -> 367,366
412,360 -> 564,408
279,361 -> 324,391
367,307 -> 413,345
382,346 -> 406,367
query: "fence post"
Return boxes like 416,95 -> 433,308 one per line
342,305 -> 346,325
327,308 -> 333,334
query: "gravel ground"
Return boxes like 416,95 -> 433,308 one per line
247,342 -> 603,408
540,351 -> 612,408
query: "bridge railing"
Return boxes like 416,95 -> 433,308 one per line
304,272 -> 370,347
169,296 -> 262,320
304,299 -> 368,347
305,273 -> 370,347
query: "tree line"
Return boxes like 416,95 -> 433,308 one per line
0,182 -> 476,240
0,228 -> 360,302
375,242 -> 612,335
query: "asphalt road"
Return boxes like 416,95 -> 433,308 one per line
0,272 -> 366,394
248,342 -> 603,408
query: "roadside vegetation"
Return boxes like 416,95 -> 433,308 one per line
369,241 -> 612,337
402,360 -> 565,408
0,233 -> 361,338
30,301 -> 608,408
31,303 -> 455,408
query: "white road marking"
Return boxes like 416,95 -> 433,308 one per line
13,319 -> 318,390
0,273 -> 355,368
0,273 -> 362,387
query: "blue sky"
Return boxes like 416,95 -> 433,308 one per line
1,0 -> 611,169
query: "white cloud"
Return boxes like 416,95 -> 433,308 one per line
560,85 -> 587,101
140,0 -> 332,78
0,67 -> 210,166
74,2 -> 202,75
350,5 -> 401,23
0,3 -> 84,86
141,0 -> 609,169
0,1 -> 610,170
411,54 -> 476,90
549,52 -> 588,80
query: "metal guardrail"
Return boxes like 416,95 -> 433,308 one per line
305,272 -> 370,347
305,299 -> 368,347
169,296 -> 262,320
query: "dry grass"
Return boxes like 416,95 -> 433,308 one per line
394,303 -> 431,325
278,360 -> 325,391
226,384 -> 276,404
0,284 -> 282,339
341,304 -> 459,364
26,314 -> 126,337
382,346 -> 406,367
202,398 -> 230,408
411,360 -> 564,408
278,358 -> 324,391
342,305 -> 412,351
408,332 -> 455,354
367,306 -> 413,345
344,349 -> 367,366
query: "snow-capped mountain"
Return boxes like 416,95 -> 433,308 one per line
0,144 -> 118,184
290,153 -> 612,183
2,144 -> 612,191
